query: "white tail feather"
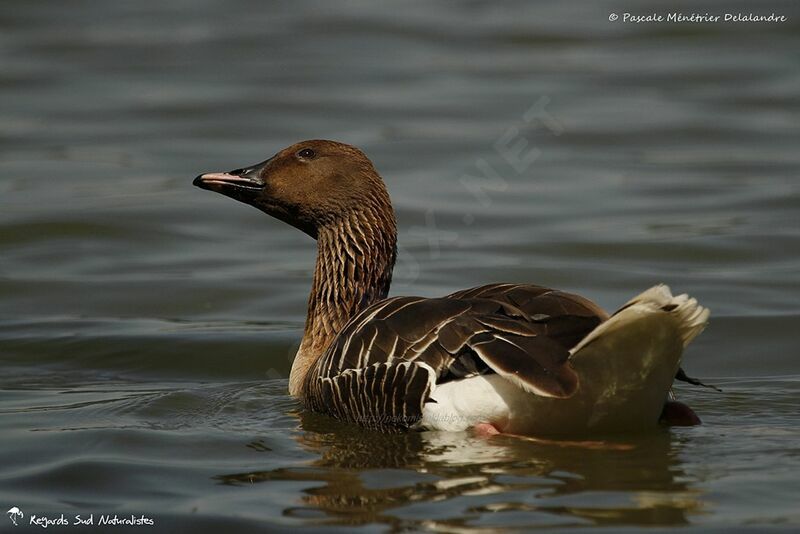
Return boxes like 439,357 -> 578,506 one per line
570,284 -> 709,355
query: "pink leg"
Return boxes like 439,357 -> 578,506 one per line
473,422 -> 501,436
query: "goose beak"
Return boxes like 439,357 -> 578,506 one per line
194,159 -> 270,202
193,170 -> 264,193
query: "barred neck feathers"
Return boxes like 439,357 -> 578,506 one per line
290,203 -> 397,395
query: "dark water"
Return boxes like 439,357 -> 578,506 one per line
2,0 -> 799,531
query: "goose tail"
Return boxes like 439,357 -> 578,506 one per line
560,285 -> 710,432
571,284 -> 710,356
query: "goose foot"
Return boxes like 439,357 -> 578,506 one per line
472,422 -> 502,436
660,400 -> 701,426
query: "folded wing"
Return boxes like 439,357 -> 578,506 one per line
304,284 -> 606,430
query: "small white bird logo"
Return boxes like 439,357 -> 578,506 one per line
6,507 -> 23,526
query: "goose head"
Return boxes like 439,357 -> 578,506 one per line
195,140 -> 398,395
193,139 -> 393,239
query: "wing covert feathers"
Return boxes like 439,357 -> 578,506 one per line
304,283 -> 604,429
470,332 -> 578,398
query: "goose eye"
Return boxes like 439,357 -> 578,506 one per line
297,148 -> 315,159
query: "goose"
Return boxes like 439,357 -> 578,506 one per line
194,140 -> 710,436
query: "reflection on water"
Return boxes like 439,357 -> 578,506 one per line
216,412 -> 702,529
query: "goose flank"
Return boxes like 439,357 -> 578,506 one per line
194,140 -> 710,436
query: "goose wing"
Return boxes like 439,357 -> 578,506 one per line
304,285 -> 606,431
